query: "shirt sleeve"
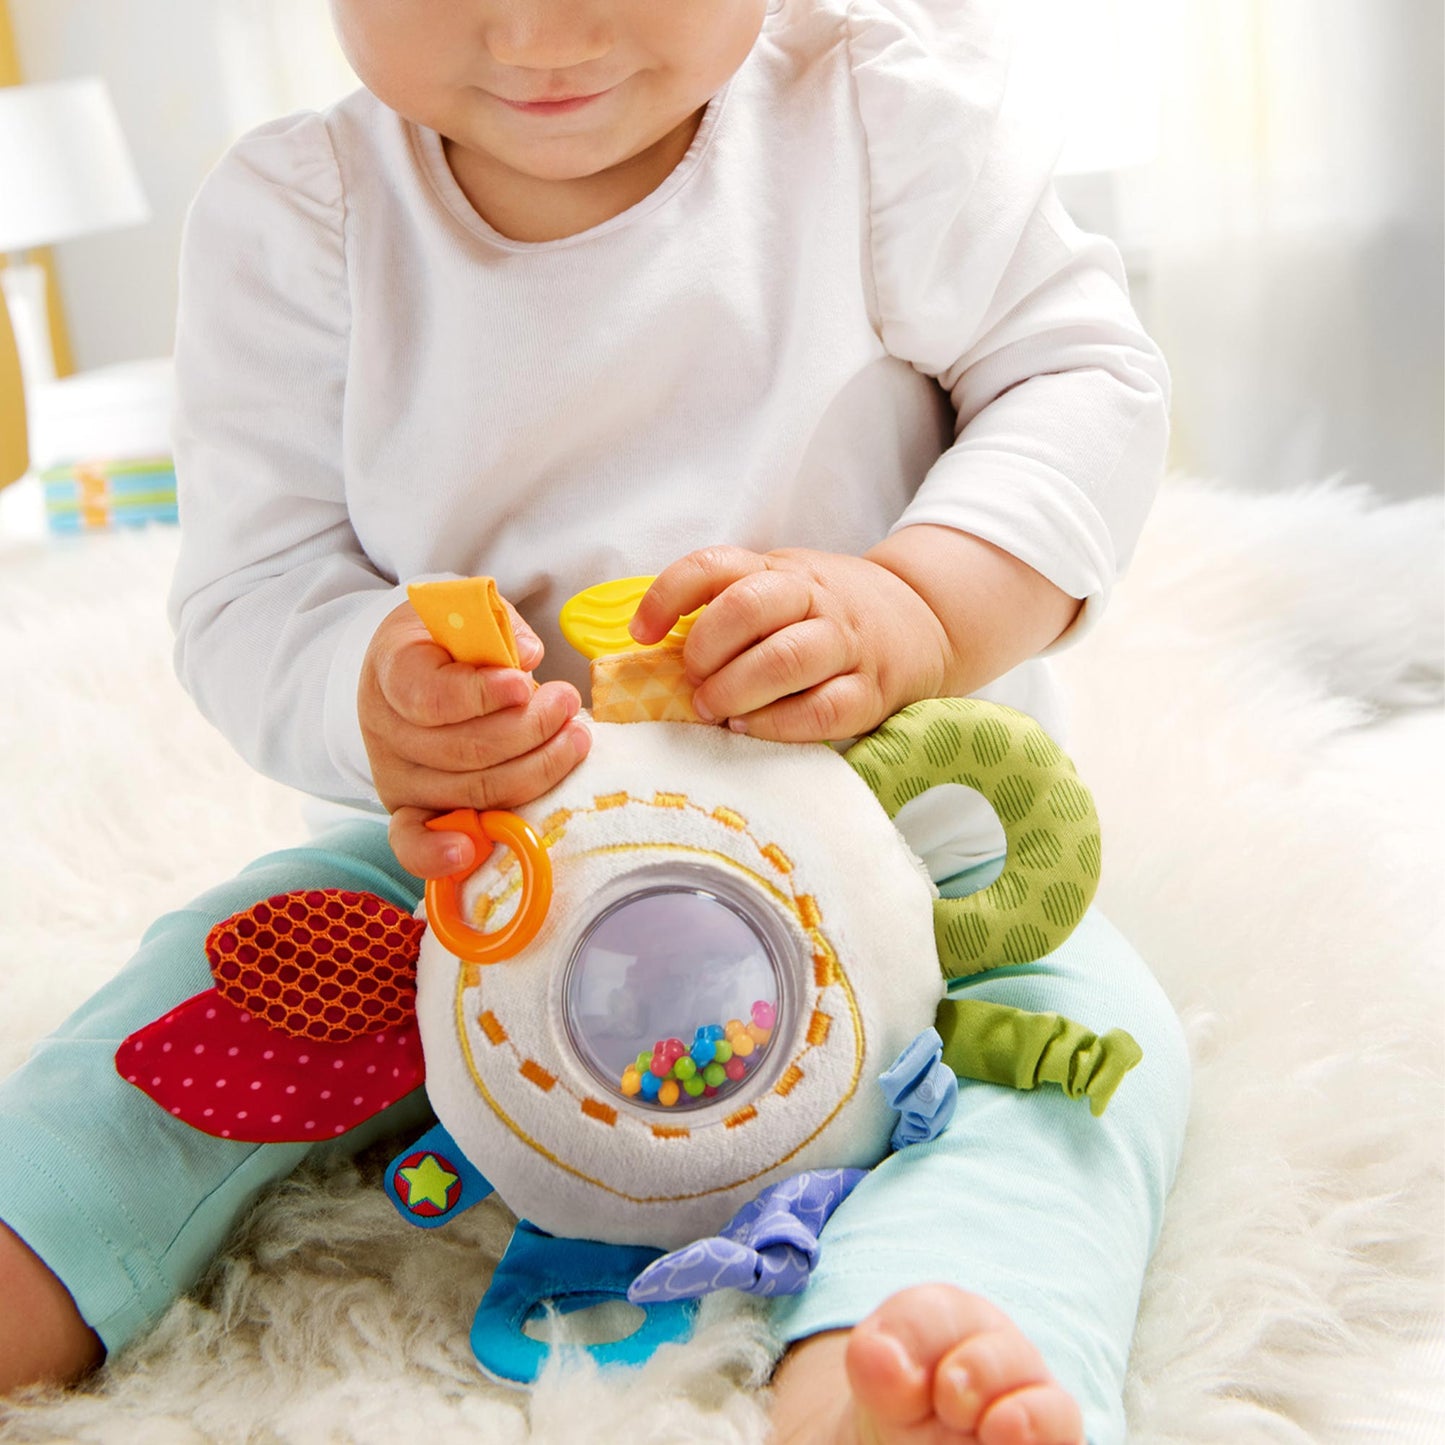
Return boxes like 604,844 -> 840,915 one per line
168,112 -> 424,807
846,0 -> 1171,645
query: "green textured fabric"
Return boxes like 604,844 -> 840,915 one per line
936,996 -> 1143,1117
845,698 -> 1102,978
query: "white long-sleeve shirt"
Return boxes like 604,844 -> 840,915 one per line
169,0 -> 1169,822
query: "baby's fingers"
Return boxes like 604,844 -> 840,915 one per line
390,806 -> 472,881
629,546 -> 768,644
691,616 -> 849,724
382,648 -> 535,728
400,681 -> 582,773
727,672 -> 880,744
387,719 -> 593,880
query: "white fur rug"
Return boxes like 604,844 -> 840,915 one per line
0,479 -> 1441,1444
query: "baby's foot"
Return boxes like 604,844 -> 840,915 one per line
770,1284 -> 1085,1445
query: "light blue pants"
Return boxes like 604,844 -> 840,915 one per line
0,827 -> 1188,1443
773,863 -> 1191,1445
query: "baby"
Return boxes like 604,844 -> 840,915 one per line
0,2 -> 1189,1442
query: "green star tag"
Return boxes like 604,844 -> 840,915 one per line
398,1153 -> 460,1212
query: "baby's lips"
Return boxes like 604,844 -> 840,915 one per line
115,989 -> 425,1144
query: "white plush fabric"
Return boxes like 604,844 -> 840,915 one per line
0,479 -> 1440,1443
417,718 -> 943,1248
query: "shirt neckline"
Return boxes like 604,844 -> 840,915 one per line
411,74 -> 738,253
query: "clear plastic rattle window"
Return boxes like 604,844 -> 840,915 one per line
562,878 -> 785,1112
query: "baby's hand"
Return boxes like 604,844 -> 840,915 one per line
359,599 -> 591,879
629,546 -> 951,742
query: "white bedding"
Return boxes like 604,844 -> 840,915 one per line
0,478 -> 1440,1444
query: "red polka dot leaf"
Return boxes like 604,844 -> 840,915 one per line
115,890 -> 427,1144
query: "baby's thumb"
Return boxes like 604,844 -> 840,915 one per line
503,603 -> 545,671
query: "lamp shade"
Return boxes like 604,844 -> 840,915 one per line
0,77 -> 149,253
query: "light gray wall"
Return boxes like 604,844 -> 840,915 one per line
9,0 -> 353,370
12,0 -> 1442,498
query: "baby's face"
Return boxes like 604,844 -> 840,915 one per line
329,0 -> 767,184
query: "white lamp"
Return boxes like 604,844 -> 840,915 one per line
0,77 -> 150,392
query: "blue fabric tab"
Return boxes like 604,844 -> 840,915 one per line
384,1122 -> 493,1229
470,1221 -> 695,1383
628,1168 -> 867,1303
879,1026 -> 959,1149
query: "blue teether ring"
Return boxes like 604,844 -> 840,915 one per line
469,1220 -> 697,1384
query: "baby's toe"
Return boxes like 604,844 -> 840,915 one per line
845,1285 -> 1007,1426
931,1326 -> 1058,1437
977,1383 -> 1085,1445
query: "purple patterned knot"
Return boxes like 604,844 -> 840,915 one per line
879,1027 -> 958,1150
628,1168 -> 867,1303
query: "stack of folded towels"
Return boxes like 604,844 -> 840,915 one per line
28,357 -> 175,532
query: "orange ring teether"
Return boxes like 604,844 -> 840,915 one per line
423,809 -> 553,964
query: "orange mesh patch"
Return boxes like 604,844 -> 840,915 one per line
207,890 -> 422,1043
520,1060 -> 557,1091
581,1098 -> 617,1125
478,1010 -> 508,1045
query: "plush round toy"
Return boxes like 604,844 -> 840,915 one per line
117,576 -> 1140,1383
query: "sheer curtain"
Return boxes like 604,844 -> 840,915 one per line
214,0 -> 358,137
1102,0 -> 1441,498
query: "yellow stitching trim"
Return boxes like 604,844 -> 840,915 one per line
774,1065 -> 804,1097
478,1010 -> 508,1045
650,1124 -> 690,1140
542,808 -> 572,835
724,1106 -> 758,1129
806,1011 -> 832,1046
813,950 -> 836,988
581,1098 -> 617,1126
652,791 -> 688,809
457,971 -> 860,1204
594,791 -> 630,810
577,842 -> 799,911
520,1059 -> 557,1091
450,793 -> 871,1203
760,843 -> 794,875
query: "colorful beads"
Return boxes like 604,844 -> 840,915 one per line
616,999 -> 776,1106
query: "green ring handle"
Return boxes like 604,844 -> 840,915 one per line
844,699 -> 1101,978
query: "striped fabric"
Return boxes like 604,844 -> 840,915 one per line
41,455 -> 177,531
